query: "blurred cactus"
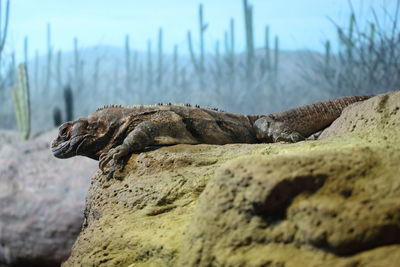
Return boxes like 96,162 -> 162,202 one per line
63,85 -> 74,122
56,50 -> 62,88
263,26 -> 271,73
173,44 -> 178,86
80,59 -> 85,89
23,36 -> 28,64
112,60 -> 118,92
138,61 -> 144,97
8,51 -> 15,85
132,51 -> 138,81
73,37 -> 82,90
243,0 -> 255,89
260,24 -> 279,88
93,56 -> 100,91
0,0 -> 8,95
347,13 -> 355,60
337,12 -> 356,89
224,18 -> 235,93
34,50 -> 39,91
146,39 -> 153,92
125,34 -> 131,91
12,64 -> 31,140
132,51 -> 138,97
337,13 -> 355,61
213,40 -> 222,92
187,3 -> 207,87
273,35 -> 279,83
45,23 -> 52,92
0,0 -> 10,58
324,40 -> 331,79
157,28 -> 163,89
229,18 -> 235,57
53,107 -> 62,126
368,22 -> 375,62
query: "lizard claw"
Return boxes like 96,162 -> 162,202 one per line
99,147 -> 122,170
99,146 -> 129,179
99,151 -> 112,172
274,130 -> 305,143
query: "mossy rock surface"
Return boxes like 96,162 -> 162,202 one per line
64,91 -> 400,267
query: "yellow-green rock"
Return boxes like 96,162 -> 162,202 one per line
64,91 -> 400,267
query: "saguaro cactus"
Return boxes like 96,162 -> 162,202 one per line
187,3 -> 207,87
12,64 -> 31,140
45,23 -> 52,92
214,40 -> 222,92
157,28 -> 164,89
34,50 -> 39,91
53,107 -> 62,126
224,18 -> 236,93
138,61 -> 144,96
63,85 -> 74,122
73,37 -> 81,90
23,36 -> 28,64
56,50 -> 62,89
173,44 -> 178,86
146,39 -> 153,92
263,26 -> 271,73
273,35 -> 279,83
0,0 -> 10,58
9,51 -> 15,85
125,34 -> 131,91
243,0 -> 255,89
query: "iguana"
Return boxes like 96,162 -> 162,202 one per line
51,95 -> 372,179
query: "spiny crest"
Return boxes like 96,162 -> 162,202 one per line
154,102 -> 222,111
95,103 -> 224,112
96,104 -> 123,112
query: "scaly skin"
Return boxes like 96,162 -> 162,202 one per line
254,95 -> 373,142
51,95 -> 373,179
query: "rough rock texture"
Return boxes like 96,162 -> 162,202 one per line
0,129 -> 97,267
64,91 -> 400,267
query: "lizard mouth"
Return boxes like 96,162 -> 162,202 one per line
51,135 -> 88,158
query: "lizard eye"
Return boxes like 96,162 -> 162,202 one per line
59,122 -> 71,138
60,127 -> 68,136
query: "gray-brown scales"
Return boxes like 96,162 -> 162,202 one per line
51,95 -> 372,179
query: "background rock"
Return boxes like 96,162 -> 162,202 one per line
0,129 -> 97,267
64,91 -> 400,266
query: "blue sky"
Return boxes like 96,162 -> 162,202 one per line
8,0 -> 397,62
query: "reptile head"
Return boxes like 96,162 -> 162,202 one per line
51,118 -> 110,160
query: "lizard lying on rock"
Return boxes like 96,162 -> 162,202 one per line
51,95 -> 371,179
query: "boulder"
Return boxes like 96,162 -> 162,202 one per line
0,129 -> 97,267
64,91 -> 400,266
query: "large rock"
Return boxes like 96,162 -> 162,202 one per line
0,129 -> 97,267
64,91 -> 400,266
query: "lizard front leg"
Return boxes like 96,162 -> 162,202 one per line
254,116 -> 305,143
99,121 -> 156,179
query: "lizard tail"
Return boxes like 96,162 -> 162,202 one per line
267,94 -> 374,137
